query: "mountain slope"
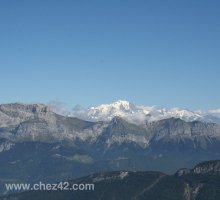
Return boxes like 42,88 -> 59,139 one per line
148,118 -> 220,152
1,103 -> 220,195
2,160 -> 220,200
0,103 -> 106,143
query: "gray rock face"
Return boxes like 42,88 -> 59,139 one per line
99,117 -> 149,148
193,160 -> 220,174
147,118 -> 220,140
1,104 -> 220,150
0,103 -> 106,143
176,168 -> 191,177
0,141 -> 14,153
176,160 -> 220,176
0,103 -> 51,127
146,118 -> 220,152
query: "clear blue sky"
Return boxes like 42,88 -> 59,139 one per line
0,0 -> 219,110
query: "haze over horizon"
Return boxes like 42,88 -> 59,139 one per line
0,0 -> 220,110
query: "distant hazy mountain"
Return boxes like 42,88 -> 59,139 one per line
1,103 -> 220,195
71,100 -> 220,124
2,160 -> 220,200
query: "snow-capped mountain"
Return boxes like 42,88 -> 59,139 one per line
72,100 -> 152,124
1,102 -> 220,188
71,100 -> 220,124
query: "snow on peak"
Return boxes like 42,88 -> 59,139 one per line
84,100 -> 138,121
112,100 -> 133,109
92,100 -> 136,113
70,100 -> 220,124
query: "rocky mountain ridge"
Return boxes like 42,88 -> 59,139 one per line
1,103 -> 220,151
2,160 -> 220,200
0,103 -> 220,195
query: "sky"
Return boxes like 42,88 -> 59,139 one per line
0,0 -> 220,110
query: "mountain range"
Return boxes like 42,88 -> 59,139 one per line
2,160 -> 220,200
70,100 -> 220,124
0,102 -> 220,195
